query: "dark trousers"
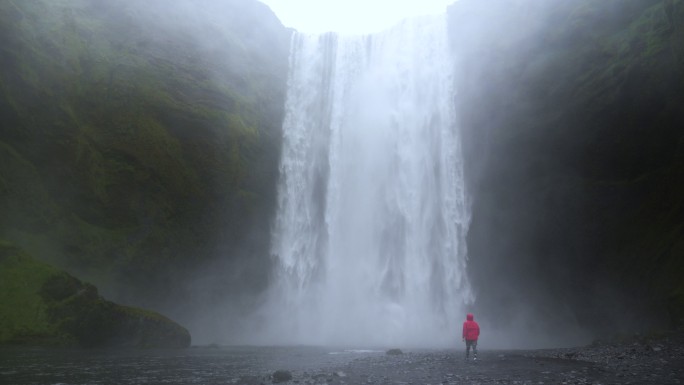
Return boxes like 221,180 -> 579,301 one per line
465,339 -> 478,358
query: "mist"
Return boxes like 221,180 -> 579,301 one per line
3,0 -> 679,351
107,0 -> 667,348
449,0 -> 676,348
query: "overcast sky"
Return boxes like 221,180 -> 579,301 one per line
258,0 -> 456,34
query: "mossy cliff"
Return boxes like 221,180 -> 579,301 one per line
0,0 -> 290,308
0,241 -> 190,347
450,0 -> 684,337
5,0 -> 682,347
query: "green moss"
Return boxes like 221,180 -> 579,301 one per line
450,0 -> 684,335
622,2 -> 674,59
0,242 -> 70,344
0,0 -> 288,305
0,242 -> 190,347
0,142 -> 60,233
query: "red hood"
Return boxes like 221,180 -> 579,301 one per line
467,313 -> 474,321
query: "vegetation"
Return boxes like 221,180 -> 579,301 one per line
0,240 -> 64,344
0,0 -> 290,306
451,0 -> 684,335
0,241 -> 190,347
2,0 -> 681,347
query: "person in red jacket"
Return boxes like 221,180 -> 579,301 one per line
462,313 -> 480,361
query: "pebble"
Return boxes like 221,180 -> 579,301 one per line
264,332 -> 684,385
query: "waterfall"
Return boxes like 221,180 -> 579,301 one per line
267,14 -> 472,347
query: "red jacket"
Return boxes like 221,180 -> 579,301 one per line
462,313 -> 480,341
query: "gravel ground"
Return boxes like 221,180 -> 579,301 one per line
528,331 -> 684,385
1,333 -> 682,384
247,332 -> 684,385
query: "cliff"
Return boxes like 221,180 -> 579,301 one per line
0,0 -> 291,309
450,0 -> 684,339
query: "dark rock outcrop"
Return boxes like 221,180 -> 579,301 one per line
449,0 -> 684,338
0,241 -> 190,348
272,370 -> 293,383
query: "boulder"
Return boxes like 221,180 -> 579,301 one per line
272,370 -> 293,383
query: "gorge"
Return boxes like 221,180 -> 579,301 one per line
0,0 -> 682,351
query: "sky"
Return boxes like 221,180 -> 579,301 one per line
258,0 -> 456,34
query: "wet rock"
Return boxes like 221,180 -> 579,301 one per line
273,370 -> 293,383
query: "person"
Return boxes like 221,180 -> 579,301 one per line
462,313 -> 480,361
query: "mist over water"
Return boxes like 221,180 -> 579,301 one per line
264,14 -> 472,347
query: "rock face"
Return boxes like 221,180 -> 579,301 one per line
0,241 -> 190,348
0,0 -> 291,307
449,0 -> 684,338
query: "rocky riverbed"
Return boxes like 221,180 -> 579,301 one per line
2,333 -> 682,384
527,331 -> 684,385
251,333 -> 684,385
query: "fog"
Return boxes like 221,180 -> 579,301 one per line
175,0 -> 591,349
258,0 -> 455,34
448,0 -> 671,348
109,0 -> 628,349
7,0 -> 668,350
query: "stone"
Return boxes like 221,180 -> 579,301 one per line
273,370 -> 293,383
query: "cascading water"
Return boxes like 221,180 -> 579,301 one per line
266,13 -> 473,347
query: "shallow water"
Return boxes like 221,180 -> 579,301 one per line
0,346 -> 381,385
